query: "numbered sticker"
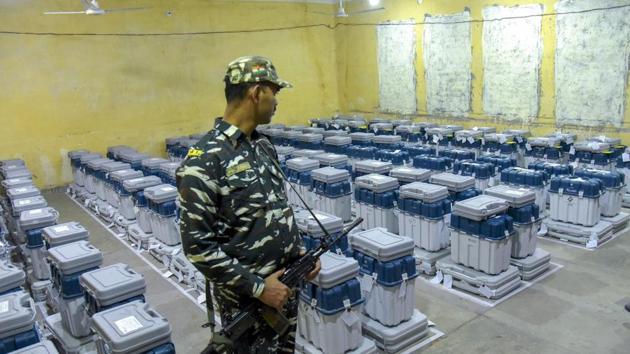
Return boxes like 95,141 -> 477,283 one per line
114,316 -> 143,335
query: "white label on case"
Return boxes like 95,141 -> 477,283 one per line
197,294 -> 206,304
0,301 -> 9,313
114,316 -> 143,335
537,223 -> 548,236
443,274 -> 453,289
17,200 -> 31,205
622,153 -> 630,162
569,146 -> 576,155
479,285 -> 494,299
29,209 -> 43,215
360,275 -> 373,293
54,225 -> 70,233
430,271 -> 443,284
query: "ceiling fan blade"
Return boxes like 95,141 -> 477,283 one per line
44,11 -> 88,15
104,7 -> 150,13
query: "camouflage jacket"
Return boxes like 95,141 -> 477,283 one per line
177,118 -> 302,313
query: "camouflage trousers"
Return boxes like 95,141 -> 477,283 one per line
201,301 -> 298,354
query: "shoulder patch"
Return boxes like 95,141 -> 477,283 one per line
186,148 -> 204,158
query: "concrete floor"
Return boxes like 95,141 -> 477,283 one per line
45,190 -> 630,354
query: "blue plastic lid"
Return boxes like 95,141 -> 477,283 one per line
548,176 -> 604,198
574,169 -> 624,189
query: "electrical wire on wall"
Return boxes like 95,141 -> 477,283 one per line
0,3 -> 629,36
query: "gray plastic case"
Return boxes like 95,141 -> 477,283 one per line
122,176 -> 162,193
373,135 -> 401,144
484,133 -> 514,143
455,129 -> 483,139
322,130 -> 348,138
141,158 -> 170,172
349,132 -> 375,143
484,185 -> 536,208
394,125 -> 420,134
10,339 -> 59,354
48,241 -> 103,275
503,129 -> 531,138
101,161 -> 131,174
0,159 -> 25,167
43,222 -> 89,248
510,248 -> 551,281
1,167 -> 31,180
544,219 -> 613,245
291,149 -> 325,159
309,252 -> 359,289
304,128 -> 326,135
389,167 -> 432,183
275,146 -> 295,156
426,127 -> 454,137
315,153 -> 348,166
18,207 -> 59,231
440,124 -> 464,132
0,291 -> 36,339
452,195 -> 508,221
111,169 -> 144,184
6,185 -> 40,200
311,167 -> 350,184
371,123 -> 394,132
430,173 -> 475,192
296,211 -> 343,238
286,158 -> 320,172
91,301 -> 172,354
354,174 -> 399,193
361,310 -> 429,354
354,160 -> 393,175
574,141 -> 610,153
0,261 -> 25,293
11,196 -> 48,217
528,137 -> 560,147
297,133 -> 324,143
399,182 -> 449,203
144,184 -> 177,204
349,228 -> 414,262
80,263 -> 146,307
119,152 -> 150,164
476,127 -> 497,134
158,162 -> 180,177
79,153 -> 103,165
1,177 -> 33,191
87,158 -> 113,171
436,258 -> 521,299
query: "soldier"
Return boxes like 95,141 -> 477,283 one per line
177,56 -> 320,353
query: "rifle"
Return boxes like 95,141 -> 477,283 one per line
219,142 -> 363,342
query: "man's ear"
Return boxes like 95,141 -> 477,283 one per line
250,84 -> 263,103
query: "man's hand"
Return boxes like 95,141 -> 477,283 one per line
305,259 -> 321,281
259,269 -> 290,311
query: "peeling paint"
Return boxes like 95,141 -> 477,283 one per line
377,20 -> 417,114
483,4 -> 543,121
555,0 -> 630,127
424,11 -> 472,116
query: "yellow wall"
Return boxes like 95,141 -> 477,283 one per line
0,0 -> 338,188
335,0 -> 630,138
2,0 -> 630,188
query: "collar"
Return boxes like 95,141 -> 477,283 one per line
214,117 -> 261,146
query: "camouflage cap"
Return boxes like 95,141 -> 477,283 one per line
225,56 -> 292,88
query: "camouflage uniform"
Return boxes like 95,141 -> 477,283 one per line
177,56 -> 301,353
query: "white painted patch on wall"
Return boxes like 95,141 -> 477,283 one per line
423,10 -> 472,116
483,5 -> 543,121
555,0 -> 630,127
377,20 -> 417,114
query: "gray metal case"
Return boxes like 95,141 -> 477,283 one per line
399,182 -> 449,203
1,177 -> 33,191
485,185 -> 536,208
310,252 -> 359,289
315,153 -> 348,166
354,174 -> 399,193
291,149 -> 325,159
43,222 -> 89,248
80,263 -> 146,307
141,158 -> 170,170
349,132 -> 375,143
452,195 -> 509,221
79,153 -> 103,165
349,228 -> 414,262
430,173 -> 475,192
48,240 -> 103,275
373,135 -> 402,144
101,162 -> 131,174
91,301 -> 172,354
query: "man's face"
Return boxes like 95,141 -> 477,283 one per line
253,83 -> 280,125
